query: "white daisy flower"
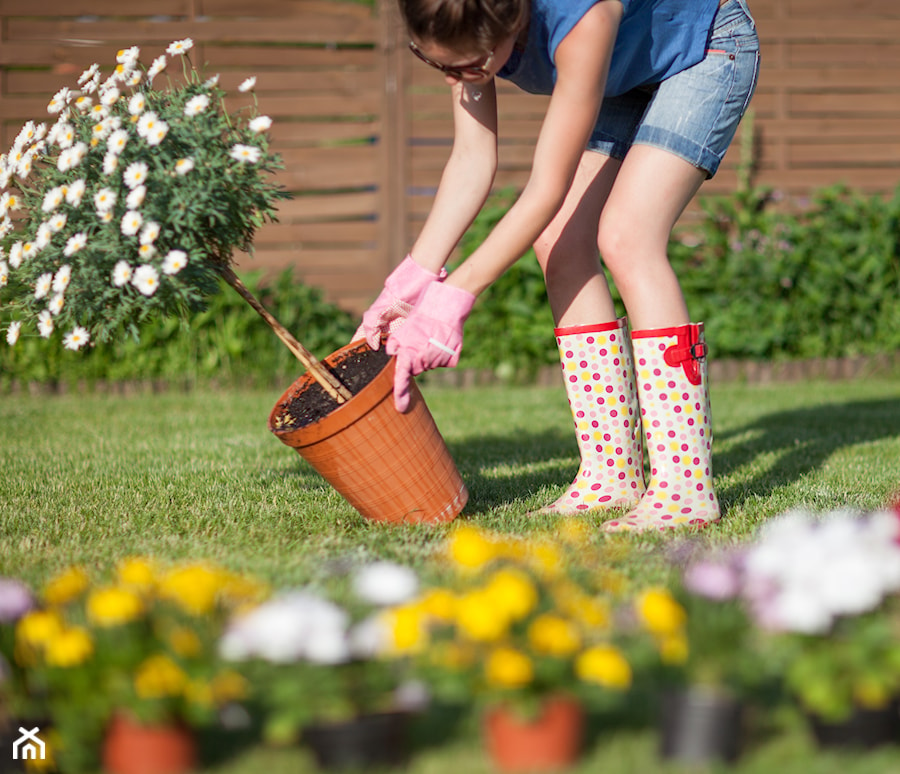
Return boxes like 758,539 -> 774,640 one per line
66,179 -> 86,206
203,74 -> 220,88
126,185 -> 146,210
117,46 -> 140,65
56,148 -> 75,172
100,87 -> 120,107
123,161 -> 148,189
184,94 -> 209,116
0,217 -> 13,238
0,192 -> 20,215
166,38 -> 194,56
229,144 -> 261,164
20,242 -> 37,261
0,260 -> 8,287
16,153 -> 33,180
34,273 -> 53,299
145,121 -> 169,146
63,326 -> 90,351
37,310 -> 54,338
74,95 -> 92,112
98,210 -> 114,224
52,265 -> 72,293
125,71 -> 142,87
139,222 -> 160,245
94,187 -> 117,212
15,121 -> 36,146
136,111 -> 159,138
162,249 -> 188,275
102,152 -> 119,175
249,115 -> 272,133
112,260 -> 132,287
35,223 -> 53,250
48,294 -> 65,316
47,88 -> 72,114
70,141 -> 87,165
128,93 -> 146,116
6,321 -> 22,346
174,158 -> 194,175
132,264 -> 160,296
89,104 -> 109,122
49,212 -> 67,232
64,232 -> 87,257
138,244 -> 156,260
78,64 -> 100,85
120,210 -> 143,236
82,74 -> 100,95
147,55 -> 167,82
92,121 -> 111,141
8,242 -> 23,268
56,123 -> 75,149
238,76 -> 257,92
107,129 -> 128,155
42,186 -> 65,212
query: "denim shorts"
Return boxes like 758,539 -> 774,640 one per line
587,0 -> 760,178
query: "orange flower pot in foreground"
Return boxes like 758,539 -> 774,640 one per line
483,697 -> 585,772
102,714 -> 195,774
268,341 -> 468,524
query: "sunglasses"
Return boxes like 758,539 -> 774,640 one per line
408,41 -> 494,79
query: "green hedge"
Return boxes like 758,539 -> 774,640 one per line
3,182 -> 899,388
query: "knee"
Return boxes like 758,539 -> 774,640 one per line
596,218 -> 635,274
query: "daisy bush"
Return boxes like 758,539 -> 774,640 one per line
0,39 -> 287,353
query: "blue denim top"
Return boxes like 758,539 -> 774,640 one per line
497,0 -> 720,97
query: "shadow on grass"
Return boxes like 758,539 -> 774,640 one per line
714,397 -> 900,510
446,397 -> 900,517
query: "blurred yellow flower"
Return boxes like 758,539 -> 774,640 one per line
484,568 -> 538,622
159,564 -> 223,615
557,517 -> 592,546
418,588 -> 457,622
447,526 -> 497,569
16,610 -> 64,648
853,677 -> 892,710
658,631 -> 689,665
456,590 -> 508,642
388,605 -> 427,654
575,644 -> 632,690
527,614 -> 581,657
211,669 -> 249,703
87,586 -> 144,627
485,646 -> 534,689
167,626 -> 202,658
134,654 -> 188,699
116,557 -> 157,592
43,566 -> 89,606
45,626 -> 93,667
527,540 -> 564,578
636,588 -> 686,636
184,679 -> 214,708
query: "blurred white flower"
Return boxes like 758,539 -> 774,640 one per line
185,94 -> 210,116
229,144 -> 261,164
102,151 -> 119,176
147,55 -> 167,82
41,186 -> 64,212
174,158 -> 194,175
238,76 -> 257,93
136,111 -> 160,139
162,250 -> 188,275
126,185 -> 146,210
249,115 -> 272,133
139,222 -> 160,245
63,327 -> 90,351
112,260 -> 132,287
167,38 -> 194,56
37,310 -> 53,338
145,121 -> 169,146
107,129 -> 129,155
52,265 -> 72,293
0,261 -> 8,287
48,212 -> 67,232
6,321 -> 21,346
120,211 -> 143,236
123,161 -> 149,189
131,264 -> 159,296
48,294 -> 65,316
352,562 -> 419,607
128,92 -> 146,115
34,273 -> 52,300
66,179 -> 86,206
94,187 -> 117,213
63,233 -> 87,257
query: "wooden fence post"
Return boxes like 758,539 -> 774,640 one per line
377,0 -> 409,275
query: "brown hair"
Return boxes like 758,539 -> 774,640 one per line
398,0 -> 529,52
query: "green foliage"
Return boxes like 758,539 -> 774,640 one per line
0,269 -> 357,387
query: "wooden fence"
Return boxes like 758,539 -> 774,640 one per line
2,0 -> 900,313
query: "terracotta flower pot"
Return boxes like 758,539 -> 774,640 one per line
102,714 -> 196,774
483,696 -> 585,772
268,340 -> 467,524
302,712 -> 408,770
659,687 -> 743,764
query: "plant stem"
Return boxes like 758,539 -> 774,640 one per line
218,265 -> 352,403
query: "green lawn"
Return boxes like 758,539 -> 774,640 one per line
2,376 -> 900,772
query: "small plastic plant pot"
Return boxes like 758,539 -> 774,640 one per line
268,340 -> 467,524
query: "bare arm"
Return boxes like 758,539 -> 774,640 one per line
446,1 -> 623,294
408,79 -> 499,274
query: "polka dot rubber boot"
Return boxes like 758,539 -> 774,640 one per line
603,323 -> 720,532
537,318 -> 645,515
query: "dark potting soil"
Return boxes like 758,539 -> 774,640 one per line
279,346 -> 392,430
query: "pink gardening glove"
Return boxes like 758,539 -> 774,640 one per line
353,255 -> 446,349
385,281 -> 476,412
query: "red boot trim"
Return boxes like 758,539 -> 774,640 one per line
662,324 -> 706,385
555,317 -> 625,337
